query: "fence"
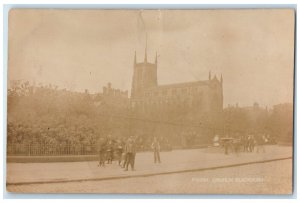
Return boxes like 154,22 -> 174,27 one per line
7,143 -> 98,156
6,143 -> 172,156
6,142 -> 206,156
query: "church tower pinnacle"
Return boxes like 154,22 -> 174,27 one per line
221,74 -> 223,84
144,34 -> 148,63
134,51 -> 136,65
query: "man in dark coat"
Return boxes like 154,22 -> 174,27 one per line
115,139 -> 124,166
97,137 -> 106,167
106,135 -> 114,164
124,136 -> 136,171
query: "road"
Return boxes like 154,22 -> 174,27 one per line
6,145 -> 292,185
7,159 -> 292,194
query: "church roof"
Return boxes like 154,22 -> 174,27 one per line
135,62 -> 156,66
147,80 -> 210,91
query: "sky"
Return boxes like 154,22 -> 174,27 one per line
8,9 -> 295,107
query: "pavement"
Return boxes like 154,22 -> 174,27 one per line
6,145 -> 293,186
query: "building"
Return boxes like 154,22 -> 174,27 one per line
130,47 -> 224,134
94,82 -> 130,110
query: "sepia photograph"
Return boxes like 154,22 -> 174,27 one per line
6,8 -> 295,194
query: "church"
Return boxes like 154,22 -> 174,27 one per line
130,46 -> 224,130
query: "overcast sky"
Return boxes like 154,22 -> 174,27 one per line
8,9 -> 294,107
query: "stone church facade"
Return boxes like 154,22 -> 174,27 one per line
130,48 -> 223,128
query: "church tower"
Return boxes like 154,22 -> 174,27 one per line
131,45 -> 158,99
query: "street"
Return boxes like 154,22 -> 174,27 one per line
7,159 -> 292,194
7,145 -> 292,184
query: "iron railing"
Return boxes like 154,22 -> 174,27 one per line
7,143 -> 97,156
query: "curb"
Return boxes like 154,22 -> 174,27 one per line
6,156 -> 292,186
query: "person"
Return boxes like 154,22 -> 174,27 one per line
132,136 -> 138,169
106,135 -> 114,164
233,137 -> 241,156
249,135 -> 256,152
120,138 -> 127,168
121,151 -> 127,168
222,135 -> 231,155
246,135 -> 252,152
97,137 -> 106,167
256,134 -> 266,153
241,135 -> 247,152
151,137 -> 161,163
115,139 -> 124,166
224,139 -> 230,155
124,136 -> 136,171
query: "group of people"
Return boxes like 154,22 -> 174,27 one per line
241,134 -> 268,153
222,134 -> 269,155
97,135 -> 162,171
